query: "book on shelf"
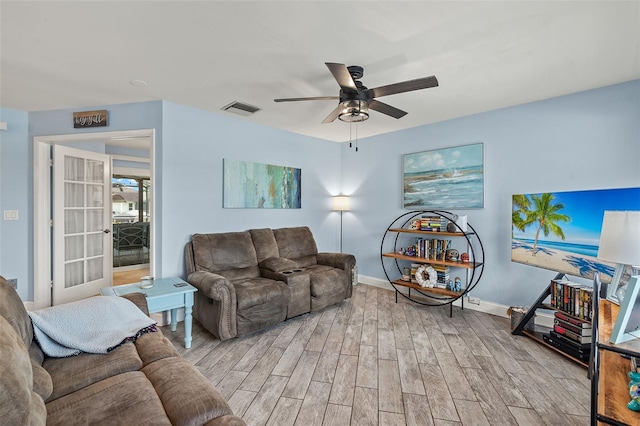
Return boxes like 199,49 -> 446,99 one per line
553,311 -> 591,328
414,238 -> 451,261
550,327 -> 591,346
553,318 -> 592,336
432,264 -> 450,284
543,333 -> 590,361
419,216 -> 449,232
552,324 -> 591,344
550,279 -> 593,321
546,332 -> 591,353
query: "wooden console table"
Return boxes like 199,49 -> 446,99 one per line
592,299 -> 640,425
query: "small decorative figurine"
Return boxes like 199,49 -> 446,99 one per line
446,249 -> 459,262
454,277 -> 462,292
446,222 -> 457,233
409,219 -> 420,230
406,246 -> 416,257
398,247 -> 406,255
628,371 -> 640,411
446,279 -> 453,291
460,252 -> 470,263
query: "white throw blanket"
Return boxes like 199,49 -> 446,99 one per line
28,296 -> 156,357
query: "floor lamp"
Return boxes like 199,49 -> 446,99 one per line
332,196 -> 351,253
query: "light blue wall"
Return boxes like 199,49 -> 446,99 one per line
342,80 -> 640,307
2,81 -> 638,308
159,101 -> 343,278
3,100 -> 342,300
0,108 -> 30,299
27,101 -> 163,300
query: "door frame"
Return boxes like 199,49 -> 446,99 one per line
33,129 -> 155,309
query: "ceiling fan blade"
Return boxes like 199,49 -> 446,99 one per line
274,96 -> 339,102
325,62 -> 358,92
368,75 -> 438,98
322,105 -> 342,124
368,100 -> 407,119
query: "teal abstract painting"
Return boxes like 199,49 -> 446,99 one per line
223,159 -> 301,208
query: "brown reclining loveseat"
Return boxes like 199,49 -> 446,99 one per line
185,226 -> 356,340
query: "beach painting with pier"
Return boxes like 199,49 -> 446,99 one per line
511,187 -> 640,282
403,143 -> 484,209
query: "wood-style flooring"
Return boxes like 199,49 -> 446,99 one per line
113,267 -> 150,286
160,283 -> 590,426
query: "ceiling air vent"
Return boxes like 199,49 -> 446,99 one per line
221,101 -> 261,116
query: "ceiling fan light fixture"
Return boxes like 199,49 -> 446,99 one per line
338,100 -> 369,123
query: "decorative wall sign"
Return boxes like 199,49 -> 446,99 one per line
73,110 -> 108,128
403,143 -> 484,209
223,159 -> 301,208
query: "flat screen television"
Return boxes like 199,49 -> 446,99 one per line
511,187 -> 640,283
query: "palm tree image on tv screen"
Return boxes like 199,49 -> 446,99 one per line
511,187 -> 640,283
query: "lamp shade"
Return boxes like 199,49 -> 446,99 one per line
597,210 -> 640,266
332,196 -> 351,211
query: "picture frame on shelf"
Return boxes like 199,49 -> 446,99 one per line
607,264 -> 637,305
610,275 -> 640,344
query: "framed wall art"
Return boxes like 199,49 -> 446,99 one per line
223,159 -> 301,208
403,143 -> 484,209
511,187 -> 640,284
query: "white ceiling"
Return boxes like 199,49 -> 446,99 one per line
1,1 -> 639,143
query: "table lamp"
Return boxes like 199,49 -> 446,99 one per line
597,211 -> 640,343
598,210 -> 640,304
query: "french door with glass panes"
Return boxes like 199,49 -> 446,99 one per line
52,146 -> 112,305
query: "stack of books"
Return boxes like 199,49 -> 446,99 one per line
542,311 -> 591,361
432,264 -> 450,286
420,216 -> 448,232
414,238 -> 451,260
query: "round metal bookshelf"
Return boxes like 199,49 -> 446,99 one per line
380,210 -> 485,312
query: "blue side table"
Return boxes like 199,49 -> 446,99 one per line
101,277 -> 197,348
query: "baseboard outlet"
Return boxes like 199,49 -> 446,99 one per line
358,274 -> 511,319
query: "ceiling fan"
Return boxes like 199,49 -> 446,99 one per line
274,62 -> 438,124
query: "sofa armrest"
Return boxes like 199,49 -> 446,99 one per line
259,257 -> 299,273
317,253 -> 356,284
119,292 -> 150,316
187,271 -> 237,340
188,271 -> 236,302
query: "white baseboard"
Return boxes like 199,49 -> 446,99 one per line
357,274 -> 551,326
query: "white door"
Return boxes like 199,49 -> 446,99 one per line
53,146 -> 112,305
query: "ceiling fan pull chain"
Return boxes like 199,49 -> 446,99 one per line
355,123 -> 359,152
349,122 -> 353,148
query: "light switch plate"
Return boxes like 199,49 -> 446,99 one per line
3,210 -> 18,220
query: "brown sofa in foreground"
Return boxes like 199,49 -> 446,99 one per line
185,226 -> 356,341
0,276 -> 246,426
